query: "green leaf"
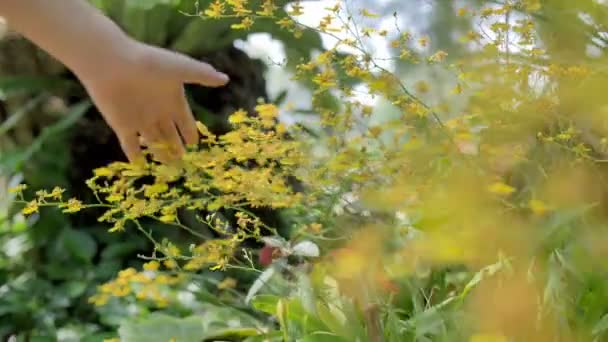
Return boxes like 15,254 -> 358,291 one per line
124,0 -> 180,10
0,100 -> 91,173
204,327 -> 261,340
316,302 -> 349,338
119,309 -> 262,342
61,228 -> 97,263
459,257 -> 508,300
251,294 -> 280,315
593,313 -> 608,336
300,332 -> 346,342
119,314 -> 207,342
100,241 -> 142,260
0,76 -> 74,98
61,281 -> 88,298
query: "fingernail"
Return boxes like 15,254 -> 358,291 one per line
218,72 -> 230,82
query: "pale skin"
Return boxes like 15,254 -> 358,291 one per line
0,0 -> 230,163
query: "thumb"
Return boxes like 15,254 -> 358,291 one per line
158,48 -> 230,87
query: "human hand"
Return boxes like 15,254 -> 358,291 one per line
75,39 -> 229,163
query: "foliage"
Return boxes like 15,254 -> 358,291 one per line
5,0 -> 608,341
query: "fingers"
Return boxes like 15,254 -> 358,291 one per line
140,124 -> 171,163
140,119 -> 187,163
173,88 -> 198,146
158,120 -> 186,156
117,131 -> 142,163
158,48 -> 230,87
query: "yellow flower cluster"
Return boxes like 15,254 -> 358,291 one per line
17,185 -> 83,216
89,264 -> 182,308
84,104 -> 302,233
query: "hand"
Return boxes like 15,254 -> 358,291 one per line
75,39 -> 229,163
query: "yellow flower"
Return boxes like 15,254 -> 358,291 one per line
118,267 -> 137,279
22,200 -> 39,215
196,121 -> 213,137
415,81 -> 430,94
399,49 -> 411,60
255,103 -> 279,122
143,261 -> 160,272
159,214 -> 176,223
528,199 -> 549,216
144,183 -> 168,198
256,0 -> 276,16
309,223 -> 323,233
164,259 -> 178,269
48,186 -> 65,200
90,294 -> 110,307
228,109 -> 249,124
204,0 -> 224,18
8,183 -> 27,194
488,182 -> 516,195
111,285 -> 131,297
428,50 -> 448,63
313,69 -> 337,88
276,17 -> 294,30
360,9 -> 379,18
106,194 -> 123,203
166,243 -> 181,257
130,273 -> 152,283
217,277 -> 237,290
231,17 -> 254,30
418,36 -> 429,47
287,1 -> 304,16
62,198 -> 83,213
94,167 -> 114,177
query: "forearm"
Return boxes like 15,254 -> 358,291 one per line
0,0 -> 132,74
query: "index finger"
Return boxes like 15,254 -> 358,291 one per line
116,131 -> 142,163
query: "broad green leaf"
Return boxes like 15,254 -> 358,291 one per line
251,294 -> 280,315
61,228 -> 97,263
119,314 -> 207,342
593,313 -> 608,336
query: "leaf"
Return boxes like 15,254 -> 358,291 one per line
277,298 -> 289,342
459,258 -> 507,300
245,266 -> 276,303
61,281 -> 88,298
61,228 -> 97,263
119,314 -> 207,342
316,302 -> 349,338
204,327 -> 261,340
0,100 -> 91,173
297,273 -> 316,315
593,313 -> 608,336
272,90 -> 289,105
251,294 -> 280,315
123,0 -> 180,10
100,241 -> 143,260
0,76 -> 73,97
300,332 -> 346,342
292,240 -> 320,257
0,95 -> 46,136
